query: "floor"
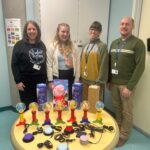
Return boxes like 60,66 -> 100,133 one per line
0,110 -> 150,150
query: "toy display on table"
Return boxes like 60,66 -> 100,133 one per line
67,100 -> 77,123
42,102 -> 53,126
54,101 -> 65,125
72,82 -> 83,109
16,102 -> 26,126
93,101 -> 104,124
36,83 -> 47,111
29,102 -> 39,126
80,101 -> 90,123
52,79 -> 68,110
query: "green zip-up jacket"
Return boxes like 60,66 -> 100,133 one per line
109,35 -> 146,90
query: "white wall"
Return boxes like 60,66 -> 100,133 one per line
133,0 -> 150,134
40,0 -> 110,48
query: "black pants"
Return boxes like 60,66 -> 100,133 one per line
54,69 -> 74,100
19,75 -> 46,109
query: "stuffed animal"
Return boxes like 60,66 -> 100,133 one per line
52,84 -> 68,108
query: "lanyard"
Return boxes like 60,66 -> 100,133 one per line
85,43 -> 95,64
115,41 -> 126,61
114,41 -> 126,68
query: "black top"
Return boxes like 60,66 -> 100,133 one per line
11,40 -> 47,83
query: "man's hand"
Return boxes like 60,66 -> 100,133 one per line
120,87 -> 132,98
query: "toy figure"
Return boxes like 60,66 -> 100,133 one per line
93,101 -> 104,124
55,101 -> 65,125
52,84 -> 68,109
16,102 -> 26,126
42,102 -> 53,126
80,101 -> 90,123
29,102 -> 39,126
67,100 -> 77,123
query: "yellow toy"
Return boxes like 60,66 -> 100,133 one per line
93,101 -> 104,124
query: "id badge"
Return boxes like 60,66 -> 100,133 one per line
83,71 -> 87,78
33,64 -> 41,70
111,69 -> 118,75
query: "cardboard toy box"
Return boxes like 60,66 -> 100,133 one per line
88,85 -> 101,113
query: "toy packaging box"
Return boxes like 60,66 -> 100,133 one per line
52,79 -> 68,109
72,82 -> 83,109
36,83 -> 47,111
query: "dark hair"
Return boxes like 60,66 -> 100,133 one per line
23,20 -> 41,43
89,21 -> 102,32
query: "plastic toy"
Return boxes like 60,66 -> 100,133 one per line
29,102 -> 39,126
55,101 -> 65,125
42,102 -> 53,126
16,102 -> 26,126
93,101 -> 104,124
80,101 -> 90,123
67,100 -> 77,123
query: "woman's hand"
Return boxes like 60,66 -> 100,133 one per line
16,82 -> 25,91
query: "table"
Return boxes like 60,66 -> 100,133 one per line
11,109 -> 119,150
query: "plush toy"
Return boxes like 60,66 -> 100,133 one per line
52,84 -> 68,108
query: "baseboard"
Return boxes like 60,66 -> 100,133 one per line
0,105 -> 17,113
133,124 -> 150,138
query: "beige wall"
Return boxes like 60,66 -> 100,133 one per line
133,0 -> 150,134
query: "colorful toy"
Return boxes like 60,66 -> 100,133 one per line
64,122 -> 74,134
16,102 -> 26,126
93,101 -> 104,124
80,101 -> 90,123
42,102 -> 53,126
29,102 -> 39,126
72,82 -> 83,109
55,101 -> 65,125
67,100 -> 77,123
52,84 -> 68,109
36,83 -> 47,111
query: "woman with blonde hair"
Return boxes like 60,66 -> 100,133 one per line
47,23 -> 80,99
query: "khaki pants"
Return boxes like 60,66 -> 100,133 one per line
110,84 -> 133,140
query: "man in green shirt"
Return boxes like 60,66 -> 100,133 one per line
108,17 -> 146,147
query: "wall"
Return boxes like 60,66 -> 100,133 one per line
133,0 -> 150,134
25,0 -> 41,24
40,0 -> 110,48
0,0 -> 11,107
2,0 -> 26,106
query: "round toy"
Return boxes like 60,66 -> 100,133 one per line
57,143 -> 69,150
23,133 -> 34,143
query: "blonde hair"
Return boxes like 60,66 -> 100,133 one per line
54,23 -> 73,55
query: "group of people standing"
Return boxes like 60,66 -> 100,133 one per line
11,16 -> 146,147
